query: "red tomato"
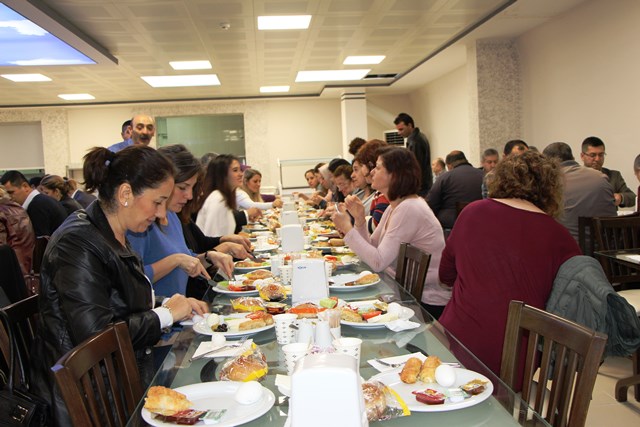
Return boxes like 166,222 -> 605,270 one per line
361,310 -> 382,320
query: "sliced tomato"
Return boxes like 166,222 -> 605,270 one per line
228,284 -> 248,292
361,310 -> 382,320
324,255 -> 338,262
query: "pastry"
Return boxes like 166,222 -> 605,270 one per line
362,382 -> 387,421
399,357 -> 422,384
219,353 -> 268,382
245,269 -> 273,280
418,356 -> 441,383
329,238 -> 345,247
355,273 -> 380,285
339,308 -> 363,323
143,386 -> 192,416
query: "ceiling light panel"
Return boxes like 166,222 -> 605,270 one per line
58,93 -> 95,100
141,74 -> 221,88
257,15 -> 311,30
1,73 -> 51,82
169,60 -> 212,70
295,69 -> 370,82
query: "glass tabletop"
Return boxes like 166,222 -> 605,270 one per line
127,264 -> 549,427
594,248 -> 640,266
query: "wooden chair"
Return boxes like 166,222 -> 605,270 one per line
500,301 -> 607,427
51,322 -> 143,427
395,243 -> 431,301
0,295 -> 39,387
592,214 -> 640,286
577,216 -> 596,257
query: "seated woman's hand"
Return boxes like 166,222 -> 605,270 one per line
177,254 -> 210,279
247,207 -> 262,222
344,195 -> 365,225
214,242 -> 249,260
331,207 -> 353,235
207,250 -> 235,279
272,198 -> 283,208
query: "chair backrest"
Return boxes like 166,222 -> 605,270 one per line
0,245 -> 30,305
31,235 -> 50,275
395,243 -> 431,301
500,301 -> 607,427
577,216 -> 596,257
51,322 -> 143,427
0,294 -> 39,387
592,215 -> 640,285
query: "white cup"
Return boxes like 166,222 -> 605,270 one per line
280,265 -> 293,285
324,261 -> 333,281
282,342 -> 310,375
314,321 -> 334,350
274,313 -> 298,345
270,254 -> 282,276
332,337 -> 362,366
296,319 -> 315,345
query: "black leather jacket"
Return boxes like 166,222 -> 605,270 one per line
30,202 -> 162,425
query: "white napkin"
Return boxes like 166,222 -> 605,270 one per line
385,319 -> 421,332
367,352 -> 426,372
345,299 -> 380,309
192,339 -> 253,359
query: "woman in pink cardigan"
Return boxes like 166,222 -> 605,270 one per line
332,147 -> 450,319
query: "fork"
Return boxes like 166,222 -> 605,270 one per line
373,358 -> 405,368
190,336 -> 249,362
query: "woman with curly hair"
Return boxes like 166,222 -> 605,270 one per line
438,150 -> 580,377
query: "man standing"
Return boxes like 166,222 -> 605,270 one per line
426,151 -> 483,230
0,171 -> 67,237
394,113 -> 432,196
542,142 -> 616,242
108,114 -> 155,152
580,136 -> 636,208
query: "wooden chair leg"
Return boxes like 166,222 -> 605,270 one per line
615,349 -> 640,402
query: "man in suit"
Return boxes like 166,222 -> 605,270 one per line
394,112 -> 432,197
67,178 -> 96,208
0,171 -> 67,237
581,136 -> 636,208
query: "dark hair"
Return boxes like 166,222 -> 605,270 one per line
201,154 -> 239,211
542,142 -> 574,162
29,176 -> 43,188
83,146 -> 175,212
121,120 -> 132,133
328,158 -> 350,174
482,148 -> 499,160
378,147 -> 421,201
445,151 -> 467,166
393,113 -> 414,127
581,136 -> 605,153
348,137 -> 366,156
354,139 -> 387,172
0,170 -> 28,187
158,144 -> 203,222
434,158 -> 446,169
40,175 -> 73,197
333,164 -> 353,181
503,139 -> 529,156
634,154 -> 640,173
304,169 -> 315,177
313,162 -> 325,173
488,150 -> 562,218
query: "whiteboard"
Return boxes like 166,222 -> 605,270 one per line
278,157 -> 334,189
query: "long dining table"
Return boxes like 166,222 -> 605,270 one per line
127,258 -> 549,426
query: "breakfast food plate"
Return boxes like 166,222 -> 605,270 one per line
340,302 -> 414,328
234,260 -> 271,272
253,243 -> 279,252
141,382 -> 275,427
369,368 -> 493,412
329,273 -> 381,292
193,313 -> 275,337
210,281 -> 259,296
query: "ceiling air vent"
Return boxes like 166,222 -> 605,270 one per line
384,130 -> 405,146
363,73 -> 397,80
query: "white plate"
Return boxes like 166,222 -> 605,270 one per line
253,244 -> 279,252
340,306 -> 414,328
245,225 -> 270,232
369,368 -> 493,412
211,285 -> 259,296
311,245 -> 347,251
141,381 -> 275,427
234,262 -> 271,272
329,273 -> 381,292
193,313 -> 275,337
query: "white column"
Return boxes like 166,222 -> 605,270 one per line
340,91 -> 368,159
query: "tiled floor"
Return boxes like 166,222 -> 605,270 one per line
586,356 -> 640,426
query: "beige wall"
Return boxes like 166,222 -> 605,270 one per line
519,0 -> 640,189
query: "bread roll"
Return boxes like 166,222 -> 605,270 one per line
400,357 -> 422,384
329,238 -> 345,247
418,356 -> 441,383
144,386 -> 192,416
362,382 -> 387,421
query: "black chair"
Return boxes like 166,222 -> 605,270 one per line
0,245 -> 29,305
0,294 -> 39,388
395,243 -> 431,301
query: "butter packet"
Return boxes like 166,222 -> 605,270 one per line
201,409 -> 227,425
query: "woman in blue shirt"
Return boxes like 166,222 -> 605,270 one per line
128,145 -> 244,296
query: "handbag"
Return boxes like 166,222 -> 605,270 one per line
0,310 -> 48,427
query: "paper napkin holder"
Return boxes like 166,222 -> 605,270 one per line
280,224 -> 305,253
283,201 -> 296,212
291,258 -> 328,306
281,210 -> 299,225
290,353 -> 368,427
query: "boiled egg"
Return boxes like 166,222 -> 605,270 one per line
234,381 -> 263,405
206,313 -> 220,329
435,364 -> 457,387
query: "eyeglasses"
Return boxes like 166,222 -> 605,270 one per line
583,152 -> 606,159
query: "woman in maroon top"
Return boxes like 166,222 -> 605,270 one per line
438,151 -> 581,377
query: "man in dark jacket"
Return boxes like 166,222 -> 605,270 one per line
394,113 -> 432,197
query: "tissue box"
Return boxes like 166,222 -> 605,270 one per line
290,353 -> 368,427
291,258 -> 328,305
